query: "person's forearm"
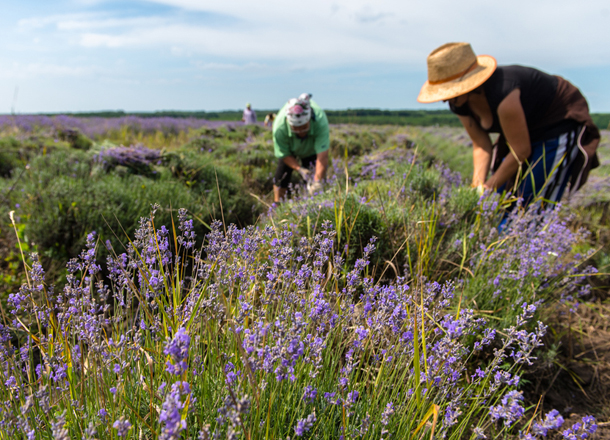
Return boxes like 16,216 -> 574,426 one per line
315,151 -> 328,181
472,144 -> 492,187
485,154 -> 520,190
282,156 -> 301,170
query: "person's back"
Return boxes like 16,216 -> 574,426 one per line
242,103 -> 257,125
264,113 -> 275,127
272,99 -> 329,160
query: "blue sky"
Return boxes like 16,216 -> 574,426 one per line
1,0 -> 610,113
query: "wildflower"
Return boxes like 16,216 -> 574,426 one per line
51,412 -> 69,440
532,409 -> 564,436
113,417 -> 132,437
294,411 -> 316,437
490,390 -> 524,427
165,327 -> 191,375
561,415 -> 597,440
302,386 -> 317,404
381,402 -> 394,426
473,427 -> 487,439
159,381 -> 191,440
178,208 -> 196,248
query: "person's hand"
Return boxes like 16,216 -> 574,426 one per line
297,167 -> 311,181
475,184 -> 485,197
307,180 -> 323,196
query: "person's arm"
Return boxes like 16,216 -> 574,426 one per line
312,109 -> 330,182
485,89 -> 531,189
314,150 -> 328,181
282,155 -> 301,170
457,114 -> 493,187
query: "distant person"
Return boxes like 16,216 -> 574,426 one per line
272,93 -> 329,203
418,42 -> 600,214
242,103 -> 257,125
264,112 -> 276,128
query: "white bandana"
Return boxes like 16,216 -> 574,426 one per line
286,93 -> 312,127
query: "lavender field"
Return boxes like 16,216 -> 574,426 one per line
0,115 -> 608,439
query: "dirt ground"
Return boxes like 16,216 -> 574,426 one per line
524,291 -> 610,439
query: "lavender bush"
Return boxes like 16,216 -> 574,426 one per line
0,115 -> 238,139
0,205 -> 596,439
95,144 -> 163,175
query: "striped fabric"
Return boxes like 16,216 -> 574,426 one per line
497,126 -> 585,232
506,125 -> 585,207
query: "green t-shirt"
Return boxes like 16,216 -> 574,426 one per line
272,100 -> 330,159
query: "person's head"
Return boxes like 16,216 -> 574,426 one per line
444,85 -> 484,110
246,103 -> 251,109
417,42 -> 496,104
286,93 -> 312,137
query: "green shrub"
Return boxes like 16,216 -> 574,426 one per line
58,128 -> 94,150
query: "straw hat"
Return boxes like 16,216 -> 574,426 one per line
417,42 -> 497,103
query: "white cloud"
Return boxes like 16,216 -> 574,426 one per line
77,25 -> 408,67
0,62 -> 94,79
5,0 -> 610,112
193,61 -> 271,71
57,16 -> 169,31
15,0 -> 610,70
135,0 -> 610,69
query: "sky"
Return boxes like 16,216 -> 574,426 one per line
1,0 -> 609,113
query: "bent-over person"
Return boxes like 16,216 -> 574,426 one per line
418,42 -> 600,221
272,93 -> 329,203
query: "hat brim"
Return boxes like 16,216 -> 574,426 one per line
417,55 -> 497,104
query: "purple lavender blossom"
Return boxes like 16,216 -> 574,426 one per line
561,415 -> 597,440
164,327 -> 191,375
294,411 -> 316,437
381,402 -> 394,426
489,390 -> 524,427
51,413 -> 69,440
302,386 -> 317,404
532,409 -> 564,437
159,381 -> 191,440
113,417 -> 132,437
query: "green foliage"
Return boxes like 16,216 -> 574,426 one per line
58,128 -> 94,150
591,113 -> 610,130
0,119 -> 607,438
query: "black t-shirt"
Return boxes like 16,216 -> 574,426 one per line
450,65 -> 577,142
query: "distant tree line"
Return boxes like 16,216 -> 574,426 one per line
34,109 -> 610,129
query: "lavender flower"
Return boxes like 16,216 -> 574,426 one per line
294,411 -> 316,437
51,413 -> 69,440
113,417 -> 132,437
302,386 -> 317,404
165,327 -> 190,375
532,409 -> 564,436
561,415 -> 597,440
489,390 -> 524,427
159,382 -> 191,440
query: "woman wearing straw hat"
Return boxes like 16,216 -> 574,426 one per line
418,42 -> 600,209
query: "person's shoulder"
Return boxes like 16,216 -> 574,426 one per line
497,64 -> 550,77
309,99 -> 323,111
272,110 -> 288,135
310,100 -> 328,122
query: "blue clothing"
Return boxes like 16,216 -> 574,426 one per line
497,126 -> 582,231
